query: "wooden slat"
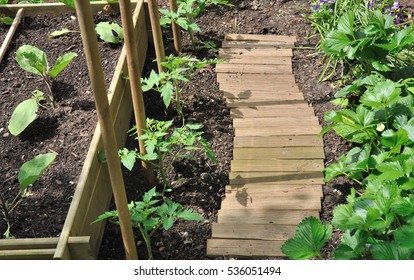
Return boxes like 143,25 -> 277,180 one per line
0,8 -> 24,64
231,159 -> 324,172
225,185 -> 322,200
229,171 -> 324,185
234,136 -> 324,148
226,99 -> 307,108
234,126 -> 321,136
222,40 -> 295,49
211,223 -> 296,240
233,117 -> 319,128
0,249 -> 56,260
225,34 -> 296,43
219,47 -> 293,57
222,88 -> 302,100
0,238 -> 59,250
216,63 -> 292,74
217,209 -> 319,224
207,239 -> 285,257
218,73 -> 295,85
231,106 -> 315,118
233,147 -> 325,159
220,194 -> 321,210
219,56 -> 291,65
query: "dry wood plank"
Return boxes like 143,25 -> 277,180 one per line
222,40 -> 295,49
222,88 -> 303,100
226,99 -> 309,108
0,249 -> 56,260
0,8 -> 24,64
234,125 -> 321,136
229,171 -> 324,185
218,73 -> 295,85
225,34 -> 297,43
233,147 -> 325,160
219,56 -> 292,65
231,159 -> 324,172
220,194 -> 321,210
234,135 -> 324,148
233,117 -> 319,128
0,238 -> 59,250
226,184 -> 323,198
211,223 -> 296,240
231,106 -> 315,118
207,239 -> 285,257
219,47 -> 293,57
216,63 -> 292,74
217,209 -> 320,224
225,186 -> 322,201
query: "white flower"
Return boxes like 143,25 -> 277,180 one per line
376,123 -> 385,132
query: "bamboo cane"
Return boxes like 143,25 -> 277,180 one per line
118,0 -> 155,186
147,0 -> 166,72
73,0 -> 138,260
169,0 -> 182,53
0,8 -> 24,64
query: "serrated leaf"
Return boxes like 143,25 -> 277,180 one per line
119,148 -> 136,171
371,241 -> 414,260
377,161 -> 405,181
95,22 -> 124,44
18,153 -> 57,190
160,82 -> 174,108
16,45 -> 48,76
8,98 -> 39,136
337,11 -> 354,35
281,216 -> 332,260
394,225 -> 414,249
48,52 -> 77,79
162,216 -> 175,230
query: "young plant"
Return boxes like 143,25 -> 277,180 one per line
141,54 -> 221,124
0,153 -> 56,238
8,45 -> 77,136
94,187 -> 203,259
120,119 -> 216,196
160,0 -> 233,48
0,16 -> 13,25
95,22 -> 124,44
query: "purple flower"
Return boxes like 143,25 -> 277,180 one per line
368,0 -> 375,9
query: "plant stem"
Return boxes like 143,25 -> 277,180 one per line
157,150 -> 168,197
42,75 -> 55,109
0,191 -> 10,224
138,225 -> 153,260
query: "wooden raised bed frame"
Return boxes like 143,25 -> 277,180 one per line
0,0 -> 148,259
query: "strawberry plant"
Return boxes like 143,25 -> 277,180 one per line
141,54 -> 221,124
94,187 -> 203,259
0,153 -> 56,238
119,119 -> 216,196
8,45 -> 77,136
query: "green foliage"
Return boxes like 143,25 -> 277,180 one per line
95,22 -> 124,44
0,0 -> 8,4
94,187 -> 203,259
0,153 -> 56,238
0,17 -> 13,25
48,28 -> 74,38
141,54 -> 221,123
121,119 -> 216,195
281,217 -> 332,260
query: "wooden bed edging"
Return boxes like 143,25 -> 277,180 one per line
0,0 -> 148,260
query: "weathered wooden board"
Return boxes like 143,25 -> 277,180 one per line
229,171 -> 324,185
218,56 -> 292,65
219,47 -> 293,58
216,63 -> 292,74
231,159 -> 324,172
218,73 -> 295,85
225,34 -> 297,43
233,147 -> 325,159
222,40 -> 295,49
226,99 -> 308,108
207,239 -> 286,257
234,126 -> 321,136
226,184 -> 323,198
233,135 -> 324,148
231,106 -> 315,118
233,117 -> 319,128
211,224 -> 296,240
217,209 -> 320,224
222,89 -> 303,100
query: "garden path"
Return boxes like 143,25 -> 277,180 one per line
206,34 -> 325,257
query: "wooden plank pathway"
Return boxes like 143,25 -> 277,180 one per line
206,34 -> 325,258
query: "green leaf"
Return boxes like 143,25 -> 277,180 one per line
337,11 -> 354,36
48,52 -> 77,79
377,161 -> 405,181
176,210 -> 204,221
8,98 -> 39,136
1,17 -> 14,25
160,82 -> 174,108
58,0 -> 75,9
334,230 -> 366,260
118,148 -> 136,171
323,30 -> 352,56
394,225 -> 414,249
95,22 -> 124,44
162,216 -> 175,230
48,28 -> 73,38
18,153 -> 57,190
371,241 -> 414,260
186,123 -> 203,130
16,45 -> 48,76
281,216 -> 332,260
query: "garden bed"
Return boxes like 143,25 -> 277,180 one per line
0,0 -> 147,259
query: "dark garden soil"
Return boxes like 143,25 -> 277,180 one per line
0,11 -> 123,238
1,0 -> 357,260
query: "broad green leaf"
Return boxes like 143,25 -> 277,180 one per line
337,11 -> 354,36
162,216 -> 175,230
49,28 -> 73,38
360,80 -> 401,109
8,98 -> 39,136
371,241 -> 414,260
16,45 -> 48,76
334,230 -> 367,260
1,17 -> 14,25
176,210 -> 204,221
394,225 -> 414,249
323,30 -> 352,56
392,196 -> 414,216
48,52 -> 77,79
118,148 -> 136,171
18,153 -> 57,190
160,82 -> 174,108
377,161 -> 404,181
281,216 -> 332,260
95,22 -> 124,44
